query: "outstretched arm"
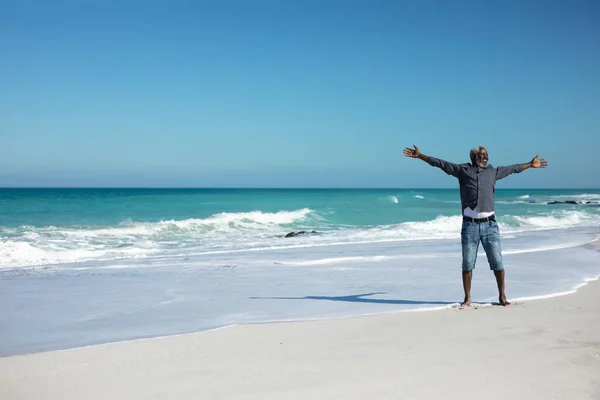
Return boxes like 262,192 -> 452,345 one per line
403,145 -> 461,177
522,155 -> 548,171
496,155 -> 548,180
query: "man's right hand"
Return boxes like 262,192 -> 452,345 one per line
403,145 -> 421,158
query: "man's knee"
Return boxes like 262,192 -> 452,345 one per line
486,245 -> 504,270
461,242 -> 478,272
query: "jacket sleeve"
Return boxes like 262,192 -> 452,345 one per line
426,157 -> 461,178
495,164 -> 524,180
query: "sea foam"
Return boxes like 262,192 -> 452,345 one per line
2,209 -> 598,269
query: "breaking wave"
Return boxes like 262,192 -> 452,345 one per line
1,209 -> 599,269
0,209 -> 316,267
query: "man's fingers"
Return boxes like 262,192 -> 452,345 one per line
403,145 -> 420,157
536,157 -> 548,168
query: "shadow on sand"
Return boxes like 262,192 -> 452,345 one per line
249,292 -> 458,306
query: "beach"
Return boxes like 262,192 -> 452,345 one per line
2,188 -> 600,399
1,275 -> 599,399
5,0 -> 600,396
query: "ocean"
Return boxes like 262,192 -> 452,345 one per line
1,188 -> 599,356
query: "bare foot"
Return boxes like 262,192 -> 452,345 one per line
461,297 -> 471,307
499,296 -> 510,306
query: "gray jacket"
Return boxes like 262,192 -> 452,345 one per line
427,157 -> 523,214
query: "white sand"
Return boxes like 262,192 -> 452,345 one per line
2,278 -> 600,400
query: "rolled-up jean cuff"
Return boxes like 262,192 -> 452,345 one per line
462,263 -> 475,272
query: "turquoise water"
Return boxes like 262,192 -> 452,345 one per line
3,188 -> 599,228
2,188 -> 600,355
1,188 -> 600,267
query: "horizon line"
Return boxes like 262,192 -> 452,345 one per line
1,187 -> 598,190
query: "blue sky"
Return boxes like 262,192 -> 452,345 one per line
1,0 -> 599,188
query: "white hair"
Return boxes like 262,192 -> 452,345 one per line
470,146 -> 482,160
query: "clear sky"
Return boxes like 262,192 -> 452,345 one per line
2,0 -> 599,188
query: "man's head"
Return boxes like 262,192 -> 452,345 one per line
470,146 -> 488,167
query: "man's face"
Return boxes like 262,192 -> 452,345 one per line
475,148 -> 489,167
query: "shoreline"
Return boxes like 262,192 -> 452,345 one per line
2,274 -> 600,399
3,271 -> 600,359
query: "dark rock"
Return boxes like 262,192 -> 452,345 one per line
284,231 -> 317,238
285,231 -> 304,238
547,201 -> 579,205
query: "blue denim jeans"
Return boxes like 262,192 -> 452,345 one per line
461,220 -> 504,272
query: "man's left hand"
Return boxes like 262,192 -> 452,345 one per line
531,155 -> 548,168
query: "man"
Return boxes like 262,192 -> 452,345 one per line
403,145 -> 548,306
